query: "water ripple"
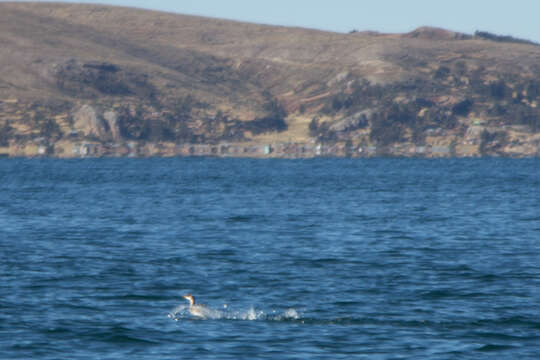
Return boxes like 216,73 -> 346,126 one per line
1,158 -> 539,359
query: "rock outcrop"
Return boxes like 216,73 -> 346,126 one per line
73,105 -> 109,139
329,110 -> 373,132
103,111 -> 121,141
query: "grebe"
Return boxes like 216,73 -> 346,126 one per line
183,294 -> 208,318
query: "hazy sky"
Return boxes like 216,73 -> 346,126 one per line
25,0 -> 540,42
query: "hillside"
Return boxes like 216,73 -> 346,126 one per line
0,2 -> 539,157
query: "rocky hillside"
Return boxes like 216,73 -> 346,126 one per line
0,2 -> 539,157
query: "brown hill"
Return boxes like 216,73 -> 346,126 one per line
0,2 -> 539,157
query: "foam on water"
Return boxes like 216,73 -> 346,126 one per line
282,308 -> 300,320
167,304 -> 188,321
168,303 -> 301,322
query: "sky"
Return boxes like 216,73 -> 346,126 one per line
24,0 -> 540,43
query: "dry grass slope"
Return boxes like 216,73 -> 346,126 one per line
0,2 -> 539,157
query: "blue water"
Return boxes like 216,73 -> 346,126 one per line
1,158 -> 539,359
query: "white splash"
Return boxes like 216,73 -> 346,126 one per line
168,302 -> 302,322
239,306 -> 264,320
196,306 -> 223,320
283,308 -> 299,319
167,304 -> 188,321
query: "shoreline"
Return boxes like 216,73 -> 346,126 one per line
1,139 -> 539,159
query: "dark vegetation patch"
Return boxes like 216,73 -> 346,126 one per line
55,60 -> 156,98
316,78 -> 462,144
314,60 -> 540,144
13,100 -> 73,140
28,110 -> 63,140
0,122 -> 13,146
452,99 -> 473,116
244,116 -> 287,135
434,66 -> 451,79
309,118 -> 337,142
480,130 -> 508,155
474,31 -> 539,46
243,97 -> 287,135
117,101 -> 190,142
113,93 -> 288,143
369,112 -> 407,146
473,77 -> 540,131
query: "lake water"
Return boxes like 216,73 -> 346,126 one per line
1,158 -> 539,359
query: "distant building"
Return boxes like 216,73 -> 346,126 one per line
367,146 -> 377,155
72,142 -> 101,157
432,146 -> 450,155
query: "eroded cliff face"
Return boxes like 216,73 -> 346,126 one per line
0,3 -> 539,158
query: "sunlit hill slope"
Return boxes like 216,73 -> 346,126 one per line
1,3 -> 539,157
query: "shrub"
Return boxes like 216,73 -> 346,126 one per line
434,66 -> 451,79
515,107 -> 539,132
308,117 -> 320,137
0,122 -> 13,146
526,80 -> 540,100
474,31 -> 539,46
453,61 -> 468,76
39,119 -> 62,140
246,116 -> 287,135
370,119 -> 404,145
489,80 -> 506,99
480,130 -> 508,154
452,99 -> 474,116
244,97 -> 288,134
